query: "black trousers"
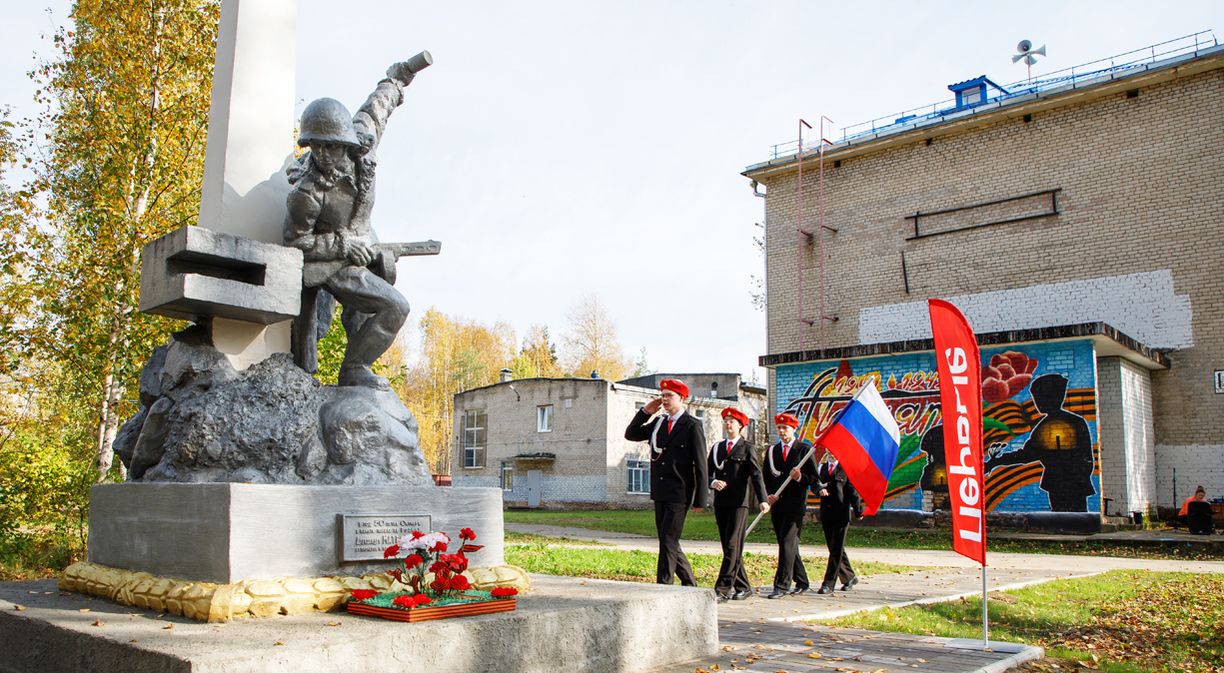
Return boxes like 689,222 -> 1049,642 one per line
770,509 -> 809,592
714,505 -> 750,596
654,500 -> 696,585
820,515 -> 855,585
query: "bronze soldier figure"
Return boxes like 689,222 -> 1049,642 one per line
284,52 -> 433,388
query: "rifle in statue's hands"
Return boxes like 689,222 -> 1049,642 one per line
308,240 -> 442,286
371,240 -> 441,284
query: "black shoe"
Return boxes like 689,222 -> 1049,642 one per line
766,590 -> 788,599
790,586 -> 810,596
816,583 -> 836,594
716,594 -> 730,603
731,590 -> 751,601
840,576 -> 858,591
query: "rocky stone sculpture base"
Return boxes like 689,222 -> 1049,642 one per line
58,561 -> 530,623
88,483 -> 506,583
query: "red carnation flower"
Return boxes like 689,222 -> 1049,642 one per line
430,577 -> 449,593
429,561 -> 448,575
449,575 -> 471,591
431,541 -> 448,553
392,594 -> 416,608
349,589 -> 377,601
459,527 -> 476,541
490,587 -> 518,598
413,594 -> 432,606
404,553 -> 424,569
411,530 -> 425,539
383,544 -> 401,559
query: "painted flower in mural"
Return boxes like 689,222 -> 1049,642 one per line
982,351 -> 1038,403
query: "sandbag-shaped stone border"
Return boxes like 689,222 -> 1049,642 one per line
59,561 -> 531,623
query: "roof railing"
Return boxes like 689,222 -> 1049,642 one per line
766,30 -> 1218,161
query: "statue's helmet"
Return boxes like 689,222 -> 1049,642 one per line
297,98 -> 360,148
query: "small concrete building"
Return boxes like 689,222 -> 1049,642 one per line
744,34 -> 1224,525
449,374 -> 766,508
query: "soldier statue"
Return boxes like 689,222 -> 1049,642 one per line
284,52 -> 438,389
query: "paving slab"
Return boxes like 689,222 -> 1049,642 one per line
716,566 -> 1091,623
651,622 -> 1041,673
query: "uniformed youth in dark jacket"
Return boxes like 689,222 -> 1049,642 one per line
816,456 -> 864,593
763,412 -> 818,599
708,407 -> 769,601
624,378 -> 709,585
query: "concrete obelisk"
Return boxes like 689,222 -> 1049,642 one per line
198,0 -> 297,369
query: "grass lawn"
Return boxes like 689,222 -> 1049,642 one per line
505,540 -> 913,585
503,509 -> 1223,560
821,570 -> 1223,673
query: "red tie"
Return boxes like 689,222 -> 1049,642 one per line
782,443 -> 790,461
667,417 -> 675,433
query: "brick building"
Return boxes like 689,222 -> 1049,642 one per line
744,35 -> 1223,523
449,374 -> 766,508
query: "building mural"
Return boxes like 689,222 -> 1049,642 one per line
774,340 -> 1100,513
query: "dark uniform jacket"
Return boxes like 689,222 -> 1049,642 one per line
625,409 -> 709,506
818,462 -> 864,524
707,439 -> 767,509
762,440 -> 817,514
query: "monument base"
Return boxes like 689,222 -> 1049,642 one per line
88,483 -> 505,583
58,561 -> 529,623
1,575 -> 718,673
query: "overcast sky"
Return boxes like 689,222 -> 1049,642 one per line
4,1 -> 1222,382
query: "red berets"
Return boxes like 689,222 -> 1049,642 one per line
720,407 -> 749,426
773,412 -> 800,428
659,378 -> 689,399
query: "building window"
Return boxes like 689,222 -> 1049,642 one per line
635,401 -> 646,411
694,409 -> 706,421
627,459 -> 649,494
960,86 -> 983,106
462,409 -> 486,468
500,462 -> 514,491
537,405 -> 553,432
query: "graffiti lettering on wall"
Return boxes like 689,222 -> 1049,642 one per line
776,340 -> 1100,513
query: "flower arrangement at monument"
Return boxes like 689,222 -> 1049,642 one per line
345,527 -> 517,622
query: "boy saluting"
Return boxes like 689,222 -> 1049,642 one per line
624,379 -> 708,586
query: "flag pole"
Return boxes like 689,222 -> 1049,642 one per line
982,564 -> 989,646
742,391 -> 859,539
739,442 -> 817,543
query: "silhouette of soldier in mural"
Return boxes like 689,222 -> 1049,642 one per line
918,424 -> 951,510
985,374 -> 1095,512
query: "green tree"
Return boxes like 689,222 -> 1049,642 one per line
20,0 -> 220,481
509,324 -> 562,379
397,309 -> 515,473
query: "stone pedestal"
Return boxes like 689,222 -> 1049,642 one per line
88,483 -> 504,583
1,576 -> 718,673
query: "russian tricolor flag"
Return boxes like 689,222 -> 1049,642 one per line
820,383 -> 902,516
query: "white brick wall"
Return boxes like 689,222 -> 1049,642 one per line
1119,359 -> 1157,513
1156,444 -> 1224,507
858,270 -> 1193,348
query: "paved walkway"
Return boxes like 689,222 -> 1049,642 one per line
507,523 -> 1224,574
509,523 -> 1224,673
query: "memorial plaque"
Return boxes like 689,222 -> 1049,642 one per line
339,513 -> 431,562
